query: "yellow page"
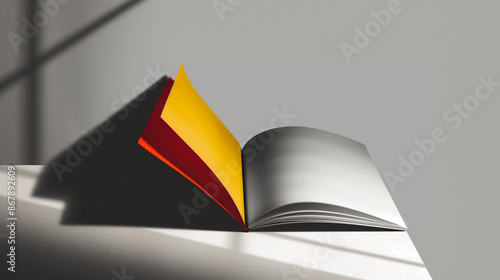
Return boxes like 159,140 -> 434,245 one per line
161,63 -> 245,222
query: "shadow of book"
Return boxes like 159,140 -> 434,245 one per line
32,76 -> 244,231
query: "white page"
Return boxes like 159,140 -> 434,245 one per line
243,126 -> 406,229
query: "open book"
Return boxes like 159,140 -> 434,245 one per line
137,64 -> 406,232
34,64 -> 405,232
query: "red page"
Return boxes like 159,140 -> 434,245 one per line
138,77 -> 245,227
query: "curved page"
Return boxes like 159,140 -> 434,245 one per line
243,126 -> 406,229
160,64 -> 245,222
139,77 -> 244,226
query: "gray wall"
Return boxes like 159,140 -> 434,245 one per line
1,0 -> 500,279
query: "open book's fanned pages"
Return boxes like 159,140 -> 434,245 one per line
138,74 -> 244,226
243,127 -> 406,231
33,76 -> 245,231
160,63 -> 245,223
34,64 -> 407,233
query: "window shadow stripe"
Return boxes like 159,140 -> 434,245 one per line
0,0 -> 144,94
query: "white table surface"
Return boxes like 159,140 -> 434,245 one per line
0,166 -> 432,279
